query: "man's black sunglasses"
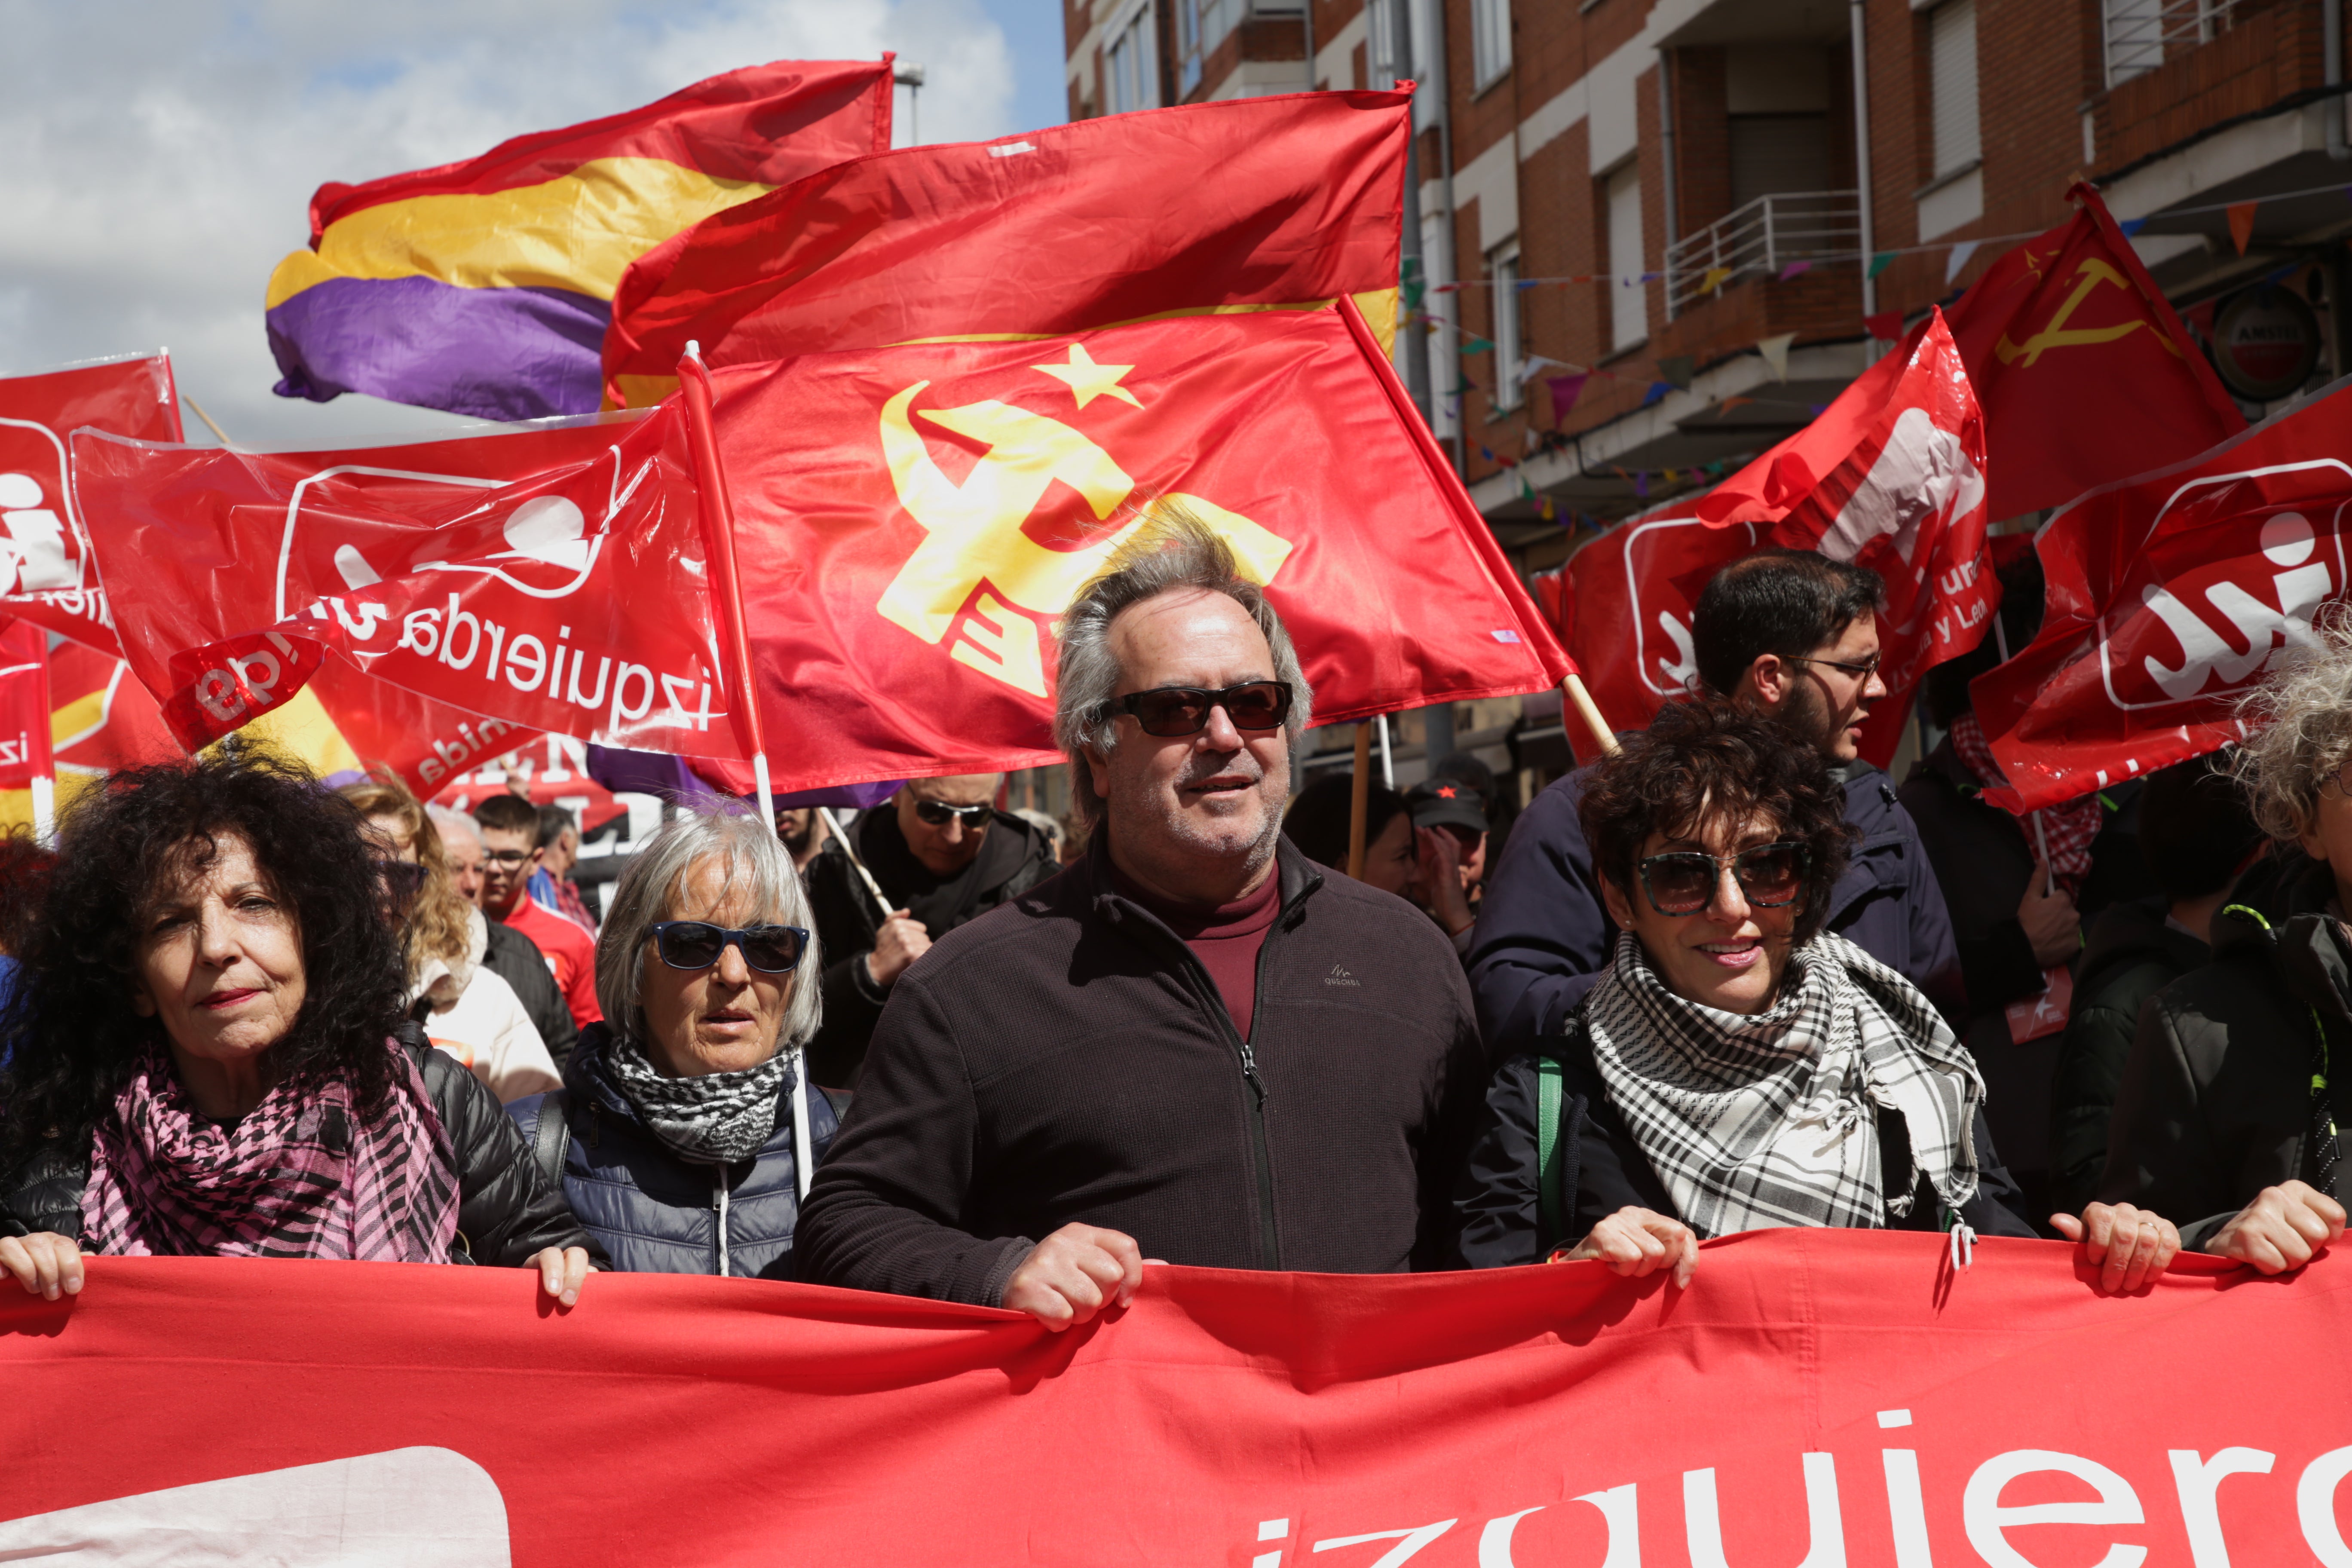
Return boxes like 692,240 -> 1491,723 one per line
649,921 -> 810,974
1636,842 -> 1810,916
913,799 -> 992,827
1112,680 -> 1293,738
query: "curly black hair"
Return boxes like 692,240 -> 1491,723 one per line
0,748 -> 409,1162
1578,697 -> 1857,945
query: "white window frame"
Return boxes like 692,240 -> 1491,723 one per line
1929,0 -> 1981,179
1605,162 -> 1647,354
1104,0 -> 1160,115
1470,0 -> 1511,91
1489,244 -> 1523,412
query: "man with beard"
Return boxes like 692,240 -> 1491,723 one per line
1467,548 -> 1964,1061
797,513 -> 1486,1326
792,776 -> 1058,1089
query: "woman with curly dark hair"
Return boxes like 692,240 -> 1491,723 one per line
0,749 -> 596,1304
1455,700 -> 2172,1288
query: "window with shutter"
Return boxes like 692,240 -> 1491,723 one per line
1930,0 -> 1981,178
1607,165 -> 1646,353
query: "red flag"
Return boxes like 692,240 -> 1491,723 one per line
702,302 -> 1568,792
0,619 -> 52,792
601,89 -> 1412,406
1931,182 -> 2242,521
1562,313 -> 1994,763
1972,380 -> 2352,813
0,352 -> 183,654
7,1237 -> 2352,1565
108,405 -> 741,768
46,640 -> 178,782
66,416 -> 662,796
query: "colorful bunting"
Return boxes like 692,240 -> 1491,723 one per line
1777,260 -> 1812,282
2228,201 -> 2258,255
1757,333 -> 1795,382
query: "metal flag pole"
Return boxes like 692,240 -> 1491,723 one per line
676,340 -> 774,834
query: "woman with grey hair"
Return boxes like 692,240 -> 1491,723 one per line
2099,619 -> 2352,1274
505,809 -> 841,1278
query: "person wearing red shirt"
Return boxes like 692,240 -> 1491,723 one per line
472,794 -> 602,1031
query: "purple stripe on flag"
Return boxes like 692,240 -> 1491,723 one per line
583,745 -> 903,812
267,274 -> 610,421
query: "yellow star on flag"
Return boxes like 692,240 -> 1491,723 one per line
1033,343 -> 1142,409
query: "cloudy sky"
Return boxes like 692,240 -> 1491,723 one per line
0,1 -> 1063,447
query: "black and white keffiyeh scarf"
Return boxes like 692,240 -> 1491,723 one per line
603,1036 -> 798,1165
1583,930 -> 1983,1238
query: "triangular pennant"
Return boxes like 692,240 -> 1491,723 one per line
1757,332 -> 1796,382
2228,201 -> 2258,255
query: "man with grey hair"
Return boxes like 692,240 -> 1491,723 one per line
798,514 -> 1487,1327
432,804 -> 578,1068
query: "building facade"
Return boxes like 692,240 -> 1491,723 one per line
1058,0 -> 2352,797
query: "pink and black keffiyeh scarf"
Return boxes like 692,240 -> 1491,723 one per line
80,1041 -> 459,1261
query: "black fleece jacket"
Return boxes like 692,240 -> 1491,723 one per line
2098,859 -> 2351,1249
0,1040 -> 595,1268
794,836 -> 1489,1305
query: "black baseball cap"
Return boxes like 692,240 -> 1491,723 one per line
1406,779 -> 1488,837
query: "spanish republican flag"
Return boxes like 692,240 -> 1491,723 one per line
602,89 -> 1412,409
702,300 -> 1568,793
265,60 -> 894,423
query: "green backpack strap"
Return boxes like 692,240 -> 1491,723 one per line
1536,1057 -> 1565,1256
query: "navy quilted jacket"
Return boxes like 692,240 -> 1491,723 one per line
506,1024 -> 839,1280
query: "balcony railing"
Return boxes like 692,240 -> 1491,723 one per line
2103,0 -> 2239,88
1664,190 -> 1860,317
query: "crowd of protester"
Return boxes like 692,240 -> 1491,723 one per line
1,515 -> 2342,1315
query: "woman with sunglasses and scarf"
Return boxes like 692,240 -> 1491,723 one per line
505,809 -> 840,1277
1455,700 -> 2178,1290
0,751 -> 593,1304
338,777 -> 560,1105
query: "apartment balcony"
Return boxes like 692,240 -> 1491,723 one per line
1663,190 -> 1860,317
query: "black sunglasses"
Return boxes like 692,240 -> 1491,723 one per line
1636,842 -> 1809,916
913,799 -> 991,827
1112,681 -> 1294,738
650,921 -> 810,974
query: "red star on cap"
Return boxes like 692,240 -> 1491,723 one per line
1435,785 -> 1458,798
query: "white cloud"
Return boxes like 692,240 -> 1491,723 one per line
0,1 -> 1016,447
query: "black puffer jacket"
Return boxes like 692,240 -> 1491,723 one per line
2098,858 -> 2351,1249
0,1039 -> 594,1268
506,1023 -> 841,1278
803,805 -> 1059,1088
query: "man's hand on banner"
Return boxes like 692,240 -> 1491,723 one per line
2049,1202 -> 2180,1292
0,1231 -> 85,1300
2202,1181 -> 2346,1275
1551,1206 -> 1699,1288
1001,1222 -> 1147,1330
533,1246 -> 594,1307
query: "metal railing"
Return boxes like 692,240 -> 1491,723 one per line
1663,190 -> 1860,316
2103,0 -> 2239,89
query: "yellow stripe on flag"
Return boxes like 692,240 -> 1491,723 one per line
266,157 -> 776,308
218,686 -> 365,778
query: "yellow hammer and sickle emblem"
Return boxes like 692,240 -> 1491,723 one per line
1994,259 -> 2182,367
876,383 -> 1293,697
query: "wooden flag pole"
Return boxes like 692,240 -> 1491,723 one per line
1563,671 -> 1618,756
816,805 -> 897,922
1346,721 -> 1372,879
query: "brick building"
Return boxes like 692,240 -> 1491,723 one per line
1056,0 -> 2352,799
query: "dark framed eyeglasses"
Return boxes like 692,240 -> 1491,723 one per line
1112,680 -> 1293,738
481,847 -> 535,868
649,921 -> 810,974
913,799 -> 992,827
1787,652 -> 1882,680
1636,842 -> 1810,916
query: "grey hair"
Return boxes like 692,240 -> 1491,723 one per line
2233,609 -> 2352,843
593,808 -> 822,1058
425,803 -> 481,847
1053,503 -> 1313,827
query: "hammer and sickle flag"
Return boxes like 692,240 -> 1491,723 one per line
695,302 -> 1570,796
1899,183 -> 2242,521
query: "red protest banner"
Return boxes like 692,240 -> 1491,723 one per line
4,1233 -> 2350,1565
1559,313 -> 1994,763
701,302 -> 1568,792
1973,378 -> 2352,814
0,619 -> 53,792
66,415 -> 674,796
0,351 -> 183,654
